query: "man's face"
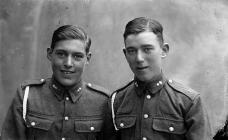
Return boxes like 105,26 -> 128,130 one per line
124,31 -> 168,82
47,39 -> 90,88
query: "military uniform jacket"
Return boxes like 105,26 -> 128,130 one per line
1,77 -> 109,140
104,74 -> 212,140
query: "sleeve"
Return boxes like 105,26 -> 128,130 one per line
185,94 -> 212,140
1,86 -> 27,140
103,96 -> 119,140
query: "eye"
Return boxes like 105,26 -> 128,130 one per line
56,51 -> 66,58
143,47 -> 153,53
73,54 -> 84,60
126,48 -> 137,55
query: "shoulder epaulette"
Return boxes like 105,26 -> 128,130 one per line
86,83 -> 110,97
112,80 -> 134,95
21,79 -> 46,88
167,79 -> 198,100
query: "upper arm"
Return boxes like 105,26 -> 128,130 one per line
1,87 -> 27,140
185,95 -> 212,140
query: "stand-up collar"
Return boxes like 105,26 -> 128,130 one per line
49,77 -> 83,103
134,73 -> 166,96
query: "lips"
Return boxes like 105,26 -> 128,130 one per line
136,66 -> 148,70
61,70 -> 75,75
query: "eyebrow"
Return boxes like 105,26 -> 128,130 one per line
55,49 -> 85,55
141,44 -> 154,48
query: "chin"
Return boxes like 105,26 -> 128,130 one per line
136,76 -> 148,82
59,79 -> 77,87
136,74 -> 154,82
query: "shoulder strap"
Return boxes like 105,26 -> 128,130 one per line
111,92 -> 118,130
86,83 -> 110,97
115,80 -> 134,93
23,86 -> 29,122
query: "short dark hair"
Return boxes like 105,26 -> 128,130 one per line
123,17 -> 164,45
50,25 -> 91,54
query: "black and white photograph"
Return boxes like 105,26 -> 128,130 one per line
0,0 -> 228,139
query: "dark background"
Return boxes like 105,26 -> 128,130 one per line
0,0 -> 228,135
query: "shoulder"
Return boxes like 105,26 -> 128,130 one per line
15,78 -> 47,100
166,79 -> 199,101
21,78 -> 46,89
85,82 -> 110,97
111,80 -> 134,97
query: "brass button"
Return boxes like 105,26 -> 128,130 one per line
88,83 -> 92,87
120,123 -> 124,127
169,126 -> 174,132
64,116 -> 69,121
144,114 -> 149,119
168,79 -> 173,83
31,122 -> 36,126
146,95 -> 151,99
90,126 -> 95,131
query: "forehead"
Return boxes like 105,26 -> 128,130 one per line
125,32 -> 160,48
54,39 -> 86,53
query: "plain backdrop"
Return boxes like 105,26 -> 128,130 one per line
0,0 -> 228,135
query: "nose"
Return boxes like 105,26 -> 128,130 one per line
136,50 -> 144,63
64,56 -> 73,68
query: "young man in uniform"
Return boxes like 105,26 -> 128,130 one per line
1,25 -> 109,140
104,17 -> 212,140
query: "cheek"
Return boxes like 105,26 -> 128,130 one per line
146,55 -> 162,66
75,60 -> 87,70
51,60 -> 62,69
125,55 -> 135,63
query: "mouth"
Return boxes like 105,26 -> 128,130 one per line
136,66 -> 149,71
61,70 -> 75,75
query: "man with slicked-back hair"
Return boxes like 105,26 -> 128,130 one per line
104,17 -> 212,140
1,25 -> 110,140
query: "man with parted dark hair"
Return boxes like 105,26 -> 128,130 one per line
104,17 -> 212,140
1,25 -> 110,140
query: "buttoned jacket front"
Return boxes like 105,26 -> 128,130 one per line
106,75 -> 212,140
1,77 -> 109,140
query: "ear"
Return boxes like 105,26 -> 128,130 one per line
161,43 -> 169,58
123,48 -> 127,56
47,48 -> 53,61
86,52 -> 92,64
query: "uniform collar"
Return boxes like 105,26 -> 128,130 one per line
134,73 -> 166,96
49,77 -> 83,103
